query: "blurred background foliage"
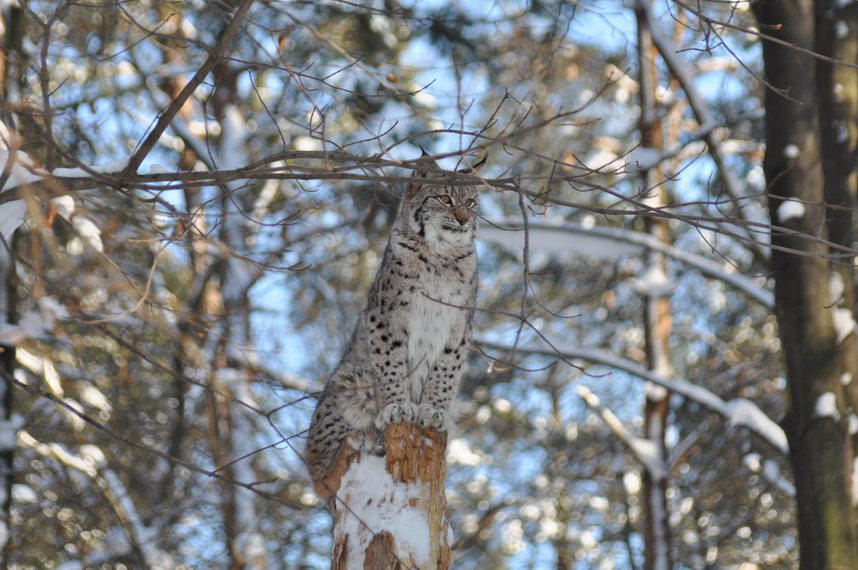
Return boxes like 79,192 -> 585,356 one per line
0,0 -> 797,568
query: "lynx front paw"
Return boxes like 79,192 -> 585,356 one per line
418,403 -> 451,431
375,402 -> 418,429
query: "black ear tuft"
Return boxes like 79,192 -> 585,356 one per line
457,153 -> 488,173
418,145 -> 430,157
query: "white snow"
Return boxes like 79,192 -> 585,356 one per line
481,219 -> 773,307
814,392 -> 840,421
0,415 -> 22,452
631,264 -> 673,297
777,199 -> 805,223
625,146 -> 662,173
20,428 -> 174,568
0,149 -> 47,190
479,223 -> 646,259
623,471 -> 642,494
52,156 -> 130,177
38,295 -> 69,320
11,483 -> 37,503
78,385 -> 112,412
0,200 -> 27,243
336,453 -> 432,568
16,349 -> 63,396
0,297 -> 69,346
576,385 -> 668,480
448,438 -> 482,466
723,398 -> 788,453
629,437 -> 667,481
70,216 -> 103,253
853,456 -> 858,505
221,370 -> 268,566
742,453 -> 795,496
783,144 -> 800,159
80,444 -> 107,468
53,195 -> 75,219
500,519 -> 525,554
645,381 -> 669,402
831,271 -> 846,302
481,337 -> 789,455
833,308 -> 856,344
18,431 -> 96,476
219,105 -> 247,171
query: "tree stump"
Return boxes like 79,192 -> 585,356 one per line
327,423 -> 451,570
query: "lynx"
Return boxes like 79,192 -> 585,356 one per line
305,155 -> 479,493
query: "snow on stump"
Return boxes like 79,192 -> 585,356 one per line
326,422 -> 452,570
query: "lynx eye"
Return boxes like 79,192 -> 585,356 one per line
435,195 -> 453,206
466,198 -> 477,209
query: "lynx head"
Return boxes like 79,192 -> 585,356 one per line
399,154 -> 481,249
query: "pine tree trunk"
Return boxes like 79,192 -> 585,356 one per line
326,423 -> 452,570
753,0 -> 858,566
635,2 -> 672,567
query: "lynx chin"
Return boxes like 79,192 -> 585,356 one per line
305,155 -> 480,495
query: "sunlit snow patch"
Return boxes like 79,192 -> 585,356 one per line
777,199 -> 805,223
814,392 -> 840,421
480,223 -> 645,259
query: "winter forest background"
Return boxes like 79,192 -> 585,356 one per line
1,0 -> 856,568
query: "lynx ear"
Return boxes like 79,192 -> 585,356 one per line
404,172 -> 424,201
457,153 -> 488,173
404,150 -> 439,200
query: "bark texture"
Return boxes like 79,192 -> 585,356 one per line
753,0 -> 858,566
635,2 -> 672,567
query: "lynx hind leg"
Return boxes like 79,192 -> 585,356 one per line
345,427 -> 385,456
306,366 -> 377,483
375,401 -> 419,430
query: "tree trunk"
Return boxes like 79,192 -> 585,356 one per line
635,2 -> 672,568
0,4 -> 23,564
816,0 -> 858,437
0,245 -> 15,566
328,423 -> 451,570
753,0 -> 858,566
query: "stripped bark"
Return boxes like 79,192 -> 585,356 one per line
329,423 -> 451,570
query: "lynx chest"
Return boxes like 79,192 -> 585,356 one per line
405,263 -> 473,396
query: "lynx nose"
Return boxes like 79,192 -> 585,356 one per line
453,207 -> 469,225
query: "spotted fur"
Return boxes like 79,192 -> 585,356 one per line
305,157 -> 479,491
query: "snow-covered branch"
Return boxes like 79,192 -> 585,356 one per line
576,385 -> 668,480
480,220 -> 773,307
477,336 -> 788,455
18,430 -> 174,567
